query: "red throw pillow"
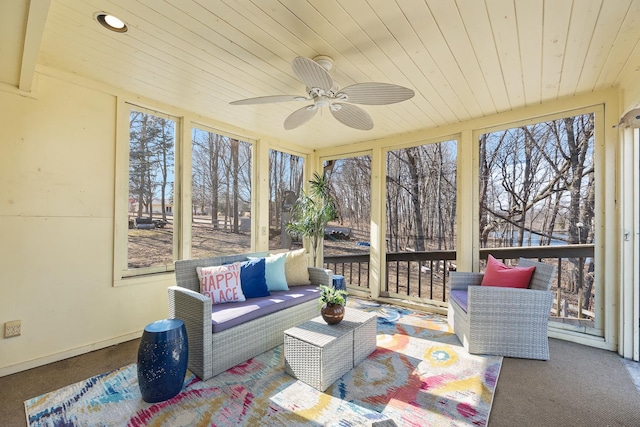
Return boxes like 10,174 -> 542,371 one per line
481,255 -> 536,288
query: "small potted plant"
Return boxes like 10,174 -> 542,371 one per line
318,284 -> 348,325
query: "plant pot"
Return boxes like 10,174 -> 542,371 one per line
321,303 -> 345,325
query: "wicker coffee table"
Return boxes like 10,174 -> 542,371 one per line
284,309 -> 377,391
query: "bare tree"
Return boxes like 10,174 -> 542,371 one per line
192,130 -> 253,234
386,141 -> 457,253
129,111 -> 174,219
154,118 -> 174,221
231,138 -> 239,233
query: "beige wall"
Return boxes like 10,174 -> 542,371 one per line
0,75 -> 171,375
620,66 -> 640,112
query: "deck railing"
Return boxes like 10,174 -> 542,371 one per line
324,244 -> 595,320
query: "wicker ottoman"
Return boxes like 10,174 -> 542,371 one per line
352,310 -> 377,365
284,309 -> 377,391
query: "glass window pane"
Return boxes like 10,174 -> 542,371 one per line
386,141 -> 457,252
191,127 -> 253,257
269,149 -> 304,251
127,109 -> 176,270
480,115 -> 595,249
324,156 -> 372,289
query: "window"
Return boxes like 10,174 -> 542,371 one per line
268,149 -> 304,251
385,140 -> 457,302
479,112 -> 596,328
387,142 -> 457,252
324,155 -> 372,288
191,126 -> 253,258
125,107 -> 177,274
115,104 -> 259,282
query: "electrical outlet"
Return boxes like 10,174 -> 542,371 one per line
5,320 -> 21,338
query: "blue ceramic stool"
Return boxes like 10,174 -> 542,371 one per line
333,274 -> 347,302
137,319 -> 188,403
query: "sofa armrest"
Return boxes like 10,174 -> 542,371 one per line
449,272 -> 484,291
467,286 -> 553,320
168,286 -> 213,380
308,266 -> 333,286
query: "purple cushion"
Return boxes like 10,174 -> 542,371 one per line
210,285 -> 320,333
450,289 -> 468,313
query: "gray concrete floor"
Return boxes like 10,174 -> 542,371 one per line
623,357 -> 640,393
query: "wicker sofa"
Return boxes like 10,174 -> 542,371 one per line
168,251 -> 333,380
447,258 -> 557,360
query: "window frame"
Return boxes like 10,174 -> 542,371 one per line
113,101 -> 181,285
113,99 -> 267,287
471,104 -> 605,336
189,122 -> 258,259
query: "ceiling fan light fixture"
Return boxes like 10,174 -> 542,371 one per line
315,96 -> 331,108
95,12 -> 128,33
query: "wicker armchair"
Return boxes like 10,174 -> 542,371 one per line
447,258 -> 557,360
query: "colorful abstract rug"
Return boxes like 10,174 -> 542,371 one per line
25,299 -> 502,426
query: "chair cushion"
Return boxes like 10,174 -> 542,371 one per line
197,263 -> 246,304
449,289 -> 469,313
238,258 -> 270,298
481,255 -> 535,288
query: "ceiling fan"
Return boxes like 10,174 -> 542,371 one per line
229,55 -> 415,130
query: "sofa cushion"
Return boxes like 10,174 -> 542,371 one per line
449,289 -> 469,313
197,263 -> 246,304
238,258 -> 270,298
259,253 -> 289,291
284,248 -> 311,286
481,255 -> 535,288
210,285 -> 320,333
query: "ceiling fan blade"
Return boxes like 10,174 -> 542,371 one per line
284,105 -> 318,130
230,95 -> 305,105
291,56 -> 333,92
330,103 -> 373,130
339,82 -> 415,105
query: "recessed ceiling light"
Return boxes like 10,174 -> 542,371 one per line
95,12 -> 128,33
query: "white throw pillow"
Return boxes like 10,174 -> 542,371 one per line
196,263 -> 246,304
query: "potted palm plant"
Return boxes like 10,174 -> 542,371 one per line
286,172 -> 337,267
318,284 -> 348,324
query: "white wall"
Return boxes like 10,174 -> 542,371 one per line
0,75 -> 171,375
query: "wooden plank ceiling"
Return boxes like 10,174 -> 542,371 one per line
4,0 -> 640,149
